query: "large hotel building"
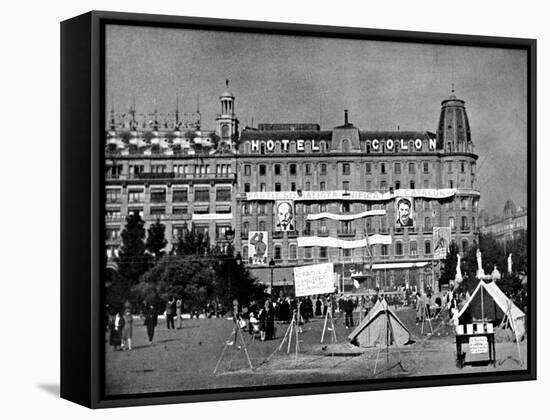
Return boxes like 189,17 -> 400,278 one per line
105,85 -> 480,292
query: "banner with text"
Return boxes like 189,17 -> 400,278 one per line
294,263 -> 335,297
247,188 -> 462,202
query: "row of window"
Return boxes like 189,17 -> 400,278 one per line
243,161 -> 475,177
106,187 -> 231,203
241,215 -> 476,235
243,177 -> 474,193
106,164 -> 233,178
241,238 -> 471,262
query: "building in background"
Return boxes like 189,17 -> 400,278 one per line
479,200 -> 527,243
105,87 -> 481,292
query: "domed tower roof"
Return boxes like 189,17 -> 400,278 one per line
503,199 -> 516,218
220,79 -> 234,99
436,89 -> 472,152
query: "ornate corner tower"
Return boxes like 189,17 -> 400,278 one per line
216,80 -> 239,149
436,89 -> 474,153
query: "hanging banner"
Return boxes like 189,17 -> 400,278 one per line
294,263 -> 335,297
191,213 -> 232,221
248,231 -> 269,265
247,188 -> 459,202
307,209 -> 386,221
275,200 -> 295,231
297,234 -> 392,249
395,197 -> 415,228
433,226 -> 452,259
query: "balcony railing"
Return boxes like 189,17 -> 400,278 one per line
337,229 -> 356,237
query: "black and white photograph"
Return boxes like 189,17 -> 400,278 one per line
101,17 -> 534,399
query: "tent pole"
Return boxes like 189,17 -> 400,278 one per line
480,283 -> 485,322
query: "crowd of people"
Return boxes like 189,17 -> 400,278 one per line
106,284 -> 529,351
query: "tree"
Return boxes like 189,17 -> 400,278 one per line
117,212 -> 150,284
174,228 -> 210,256
145,218 -> 167,260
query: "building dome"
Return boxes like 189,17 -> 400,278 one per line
436,90 -> 472,152
503,199 -> 516,218
220,90 -> 234,99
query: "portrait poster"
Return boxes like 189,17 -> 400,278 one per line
433,226 -> 452,259
395,197 -> 415,228
294,263 -> 335,297
275,200 -> 295,231
248,231 -> 268,265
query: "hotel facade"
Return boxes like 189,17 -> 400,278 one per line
105,86 -> 480,292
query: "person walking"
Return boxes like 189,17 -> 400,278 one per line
112,310 -> 125,351
166,297 -> 175,329
121,308 -> 133,350
176,297 -> 183,329
144,303 -> 158,344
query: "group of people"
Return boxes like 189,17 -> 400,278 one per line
107,305 -> 134,351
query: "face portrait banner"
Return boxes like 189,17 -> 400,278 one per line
293,263 -> 335,297
248,231 -> 268,265
433,226 -> 451,259
395,197 -> 414,228
276,200 -> 295,231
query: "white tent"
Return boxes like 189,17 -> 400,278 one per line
457,280 -> 525,338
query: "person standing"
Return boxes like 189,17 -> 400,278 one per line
121,308 -> 133,350
344,297 -> 354,328
144,303 -> 158,344
112,310 -> 125,351
166,297 -> 175,329
176,297 -> 183,329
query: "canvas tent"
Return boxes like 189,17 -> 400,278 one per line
457,280 -> 526,338
348,298 -> 412,347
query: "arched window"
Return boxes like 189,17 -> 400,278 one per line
424,217 -> 431,231
274,245 -> 282,260
462,239 -> 469,252
221,124 -> 229,138
424,241 -> 431,255
289,244 -> 297,260
395,242 -> 403,255
366,142 -> 371,154
461,216 -> 468,230
410,241 -> 418,256
449,216 -> 455,229
260,143 -> 266,154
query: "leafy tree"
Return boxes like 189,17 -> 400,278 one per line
117,212 -> 150,284
105,267 -> 132,310
145,218 -> 167,260
174,228 -> 210,256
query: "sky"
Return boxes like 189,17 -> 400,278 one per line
105,25 -> 528,216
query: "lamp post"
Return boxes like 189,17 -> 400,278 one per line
269,258 -> 276,296
224,227 -> 236,303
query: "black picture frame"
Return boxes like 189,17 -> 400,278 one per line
61,10 -> 537,409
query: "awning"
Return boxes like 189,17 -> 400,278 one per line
192,213 -> 233,221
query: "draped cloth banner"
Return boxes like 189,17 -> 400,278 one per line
246,188 -> 465,202
297,234 -> 392,249
307,209 -> 386,221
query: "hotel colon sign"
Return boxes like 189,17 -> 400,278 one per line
105,86 -> 480,292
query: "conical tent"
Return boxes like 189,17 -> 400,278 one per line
457,280 -> 525,337
348,299 -> 411,347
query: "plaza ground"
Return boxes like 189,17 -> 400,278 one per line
105,308 -> 528,395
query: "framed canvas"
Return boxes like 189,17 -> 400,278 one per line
60,11 -> 537,408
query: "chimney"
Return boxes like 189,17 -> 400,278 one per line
344,109 -> 349,125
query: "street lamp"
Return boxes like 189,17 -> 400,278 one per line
224,227 -> 235,255
269,258 -> 276,296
